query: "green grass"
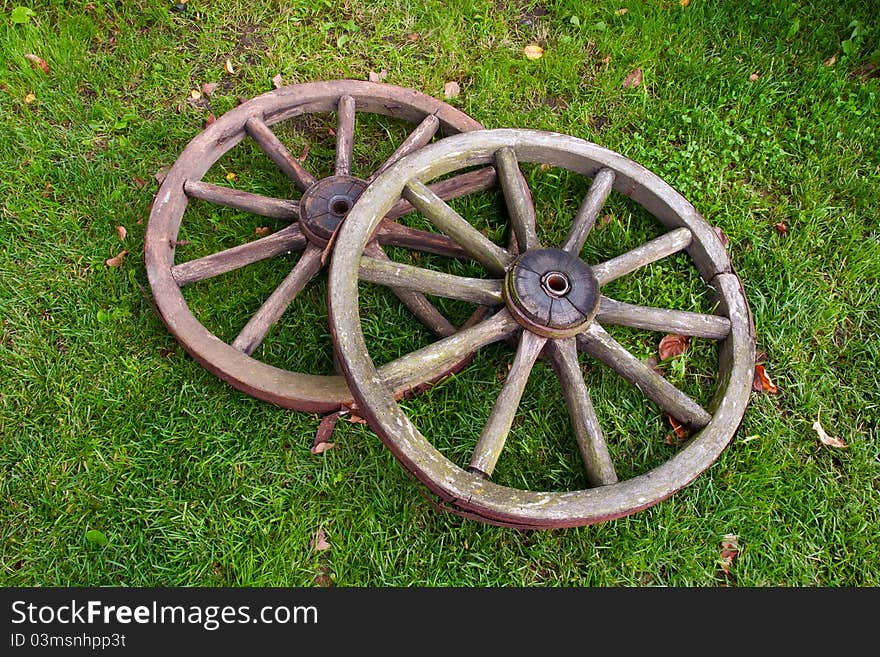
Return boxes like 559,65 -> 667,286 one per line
1,0 -> 878,586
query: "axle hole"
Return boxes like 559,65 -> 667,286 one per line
542,271 -> 571,297
331,199 -> 351,215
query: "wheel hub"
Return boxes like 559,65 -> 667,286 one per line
504,248 -> 600,338
298,176 -> 368,246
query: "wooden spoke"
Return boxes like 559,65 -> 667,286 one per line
373,221 -> 468,259
561,168 -> 615,254
184,180 -> 299,220
171,223 -> 307,287
402,179 -> 514,275
359,256 -> 503,306
592,227 -> 692,286
363,242 -> 457,338
495,147 -> 540,251
468,331 -> 547,478
367,114 -> 440,183
230,243 -> 324,355
545,338 -> 617,486
386,167 -> 498,220
378,309 -> 520,396
334,95 -> 356,176
597,296 -> 731,340
244,117 -> 318,192
576,323 -> 711,429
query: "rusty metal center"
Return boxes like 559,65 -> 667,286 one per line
298,176 -> 368,246
504,248 -> 600,338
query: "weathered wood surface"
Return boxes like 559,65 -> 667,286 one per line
171,223 -> 307,286
591,227 -> 692,286
358,256 -> 504,306
184,180 -> 300,219
495,147 -> 540,251
334,95 -> 356,177
596,296 -> 731,339
562,167 -> 615,254
469,331 -> 547,477
244,116 -> 317,191
386,167 -> 497,219
368,114 -> 440,183
546,337 -> 618,486
402,179 -> 513,275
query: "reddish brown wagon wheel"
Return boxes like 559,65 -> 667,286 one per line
145,80 -> 495,412
328,129 -> 755,528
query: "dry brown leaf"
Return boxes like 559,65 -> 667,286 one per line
753,364 -> 778,394
598,214 -> 614,228
749,73 -> 759,82
204,113 -> 216,128
154,166 -> 171,185
311,441 -> 336,455
132,175 -> 148,189
666,416 -> 688,445
524,44 -> 544,60
312,412 -> 339,454
812,412 -> 847,448
713,226 -> 730,246
443,81 -> 461,99
314,566 -> 334,587
254,226 -> 270,235
345,413 -> 368,425
225,171 -> 238,182
774,222 -> 788,235
311,528 -> 330,552
659,334 -> 689,360
116,225 -> 127,241
823,54 -> 838,67
298,143 -> 309,162
201,82 -> 219,96
24,93 -> 36,104
189,89 -> 201,100
24,53 -> 49,73
720,534 -> 739,574
224,59 -> 235,75
368,70 -> 387,83
105,250 -> 128,267
271,73 -> 284,89
615,8 -> 628,15
406,33 -> 421,42
622,68 -> 643,88
680,0 -> 690,6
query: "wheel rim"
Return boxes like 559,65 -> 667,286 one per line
328,129 -> 755,528
145,80 -> 493,412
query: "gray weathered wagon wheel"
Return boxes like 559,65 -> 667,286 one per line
328,129 -> 755,528
145,80 -> 496,412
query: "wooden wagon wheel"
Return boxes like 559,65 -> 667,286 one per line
145,80 -> 496,412
328,129 -> 755,528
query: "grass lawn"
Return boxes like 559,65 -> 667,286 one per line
1,0 -> 878,586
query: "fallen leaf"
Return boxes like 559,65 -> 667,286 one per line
24,53 -> 49,73
85,529 -> 109,548
753,364 -> 778,394
311,441 -> 335,455
327,127 -> 336,137
749,73 -> 759,82
406,33 -> 420,42
774,222 -> 788,234
116,225 -> 127,241
224,59 -> 235,75
823,54 -> 837,67
311,528 -> 330,552
154,166 -> 171,184
720,534 -> 738,574
225,171 -> 238,182
315,411 -> 341,450
344,412 -> 368,425
622,68 -> 643,88
524,44 -> 544,60
204,113 -> 216,127
254,226 -> 270,235
189,89 -> 201,100
368,69 -> 387,83
314,567 -> 334,587
680,0 -> 690,6
443,81 -> 460,99
666,416 -> 688,444
105,250 -> 128,267
598,214 -> 614,228
271,73 -> 284,89
132,175 -> 148,189
615,8 -> 628,15
298,143 -> 309,162
24,93 -> 36,104
812,411 -> 847,448
600,54 -> 612,65
659,334 -> 689,360
201,82 -> 219,96
713,226 -> 730,246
